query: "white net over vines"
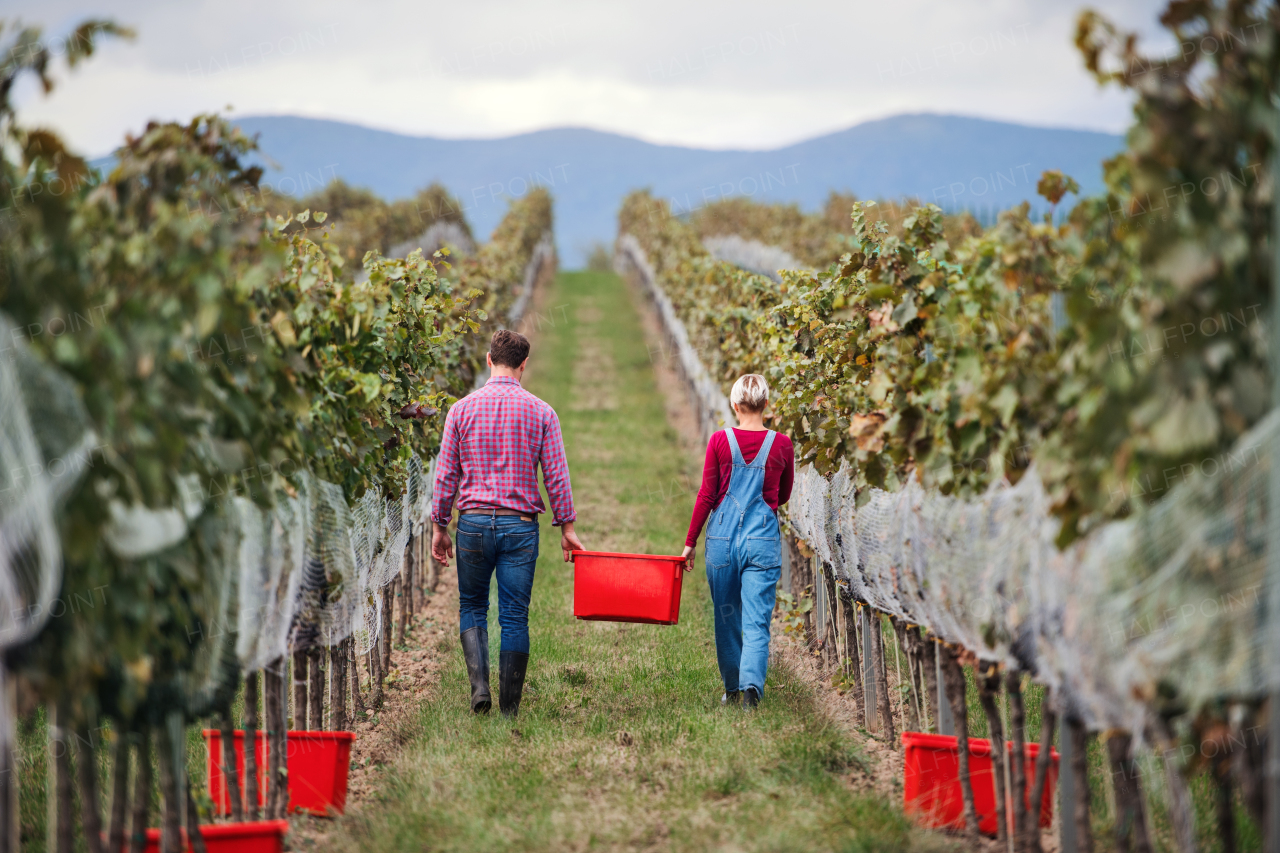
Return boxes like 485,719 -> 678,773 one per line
0,233 -> 550,708
702,235 -> 809,284
792,418 -> 1274,731
233,457 -> 431,672
622,234 -> 1279,731
0,320 -> 94,651
616,236 -> 735,443
0,316 -> 96,755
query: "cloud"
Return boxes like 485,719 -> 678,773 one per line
11,0 -> 1168,155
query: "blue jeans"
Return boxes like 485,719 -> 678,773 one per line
707,555 -> 781,696
455,515 -> 540,655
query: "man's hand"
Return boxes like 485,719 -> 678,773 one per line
560,521 -> 584,563
679,544 -> 695,572
431,520 -> 454,566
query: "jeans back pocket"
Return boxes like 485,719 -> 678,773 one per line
745,536 -> 781,570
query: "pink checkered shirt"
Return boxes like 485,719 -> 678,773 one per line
430,376 -> 576,526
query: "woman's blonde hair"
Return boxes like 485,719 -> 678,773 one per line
729,374 -> 770,413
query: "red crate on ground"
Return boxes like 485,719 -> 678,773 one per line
902,731 -> 1058,836
204,729 -> 356,816
572,550 -> 685,625
140,819 -> 289,853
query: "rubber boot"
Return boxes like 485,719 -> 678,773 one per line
498,651 -> 529,718
460,627 -> 491,714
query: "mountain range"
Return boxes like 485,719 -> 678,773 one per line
231,113 -> 1125,268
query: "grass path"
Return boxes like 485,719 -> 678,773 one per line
327,271 -> 941,852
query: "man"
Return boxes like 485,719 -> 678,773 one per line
430,329 -> 584,718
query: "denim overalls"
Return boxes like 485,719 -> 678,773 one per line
704,428 -> 782,697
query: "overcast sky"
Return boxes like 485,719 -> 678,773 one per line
8,0 -> 1171,157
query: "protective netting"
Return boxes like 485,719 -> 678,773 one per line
702,235 -> 809,283
616,235 -> 735,443
795,424 -> 1274,731
233,229 -> 547,670
232,456 -> 434,671
622,234 -> 1280,731
388,220 -> 477,260
0,316 -> 95,762
0,233 -> 549,715
234,491 -> 306,672
0,319 -> 93,650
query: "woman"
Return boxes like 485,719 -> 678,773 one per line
680,374 -> 794,709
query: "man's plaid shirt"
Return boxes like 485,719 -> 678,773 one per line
430,375 -> 576,526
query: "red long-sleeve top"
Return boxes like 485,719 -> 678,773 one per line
685,428 -> 795,547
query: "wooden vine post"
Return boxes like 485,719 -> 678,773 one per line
910,630 -> 929,732
1006,671 -> 1028,846
941,649 -> 979,844
871,614 -> 895,745
155,722 -> 183,853
427,547 -> 441,593
349,639 -> 366,719
975,662 -> 1008,848
74,717 -> 105,853
381,583 -> 394,671
1067,718 -> 1093,853
292,650 -> 309,731
0,744 -> 10,853
798,552 -> 814,644
839,595 -> 864,727
821,563 -> 838,669
892,619 -> 920,733
1104,732 -> 1153,853
263,660 -> 285,820
48,701 -> 73,853
368,647 -> 382,709
1209,726 -> 1236,853
307,647 -> 324,731
920,637 -> 940,733
219,700 -> 243,820
244,672 -> 260,820
107,729 -> 130,853
184,781 -> 208,853
1027,687 -> 1057,853
330,644 -> 347,731
0,668 -> 15,853
129,729 -> 152,853
404,534 -> 415,621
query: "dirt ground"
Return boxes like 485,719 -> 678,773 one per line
628,273 -> 1052,852
285,269 -> 1044,851
287,571 -> 461,851
629,277 -> 905,802
287,260 -> 563,849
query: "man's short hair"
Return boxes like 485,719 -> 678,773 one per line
490,329 -> 530,368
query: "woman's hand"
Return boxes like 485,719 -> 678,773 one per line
679,544 -> 695,572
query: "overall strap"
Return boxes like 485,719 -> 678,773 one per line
723,427 -> 745,465
748,430 -> 777,469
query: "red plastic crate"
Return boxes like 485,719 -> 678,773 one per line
572,550 -> 685,625
204,729 -> 356,816
902,731 -> 1058,836
139,819 -> 288,853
